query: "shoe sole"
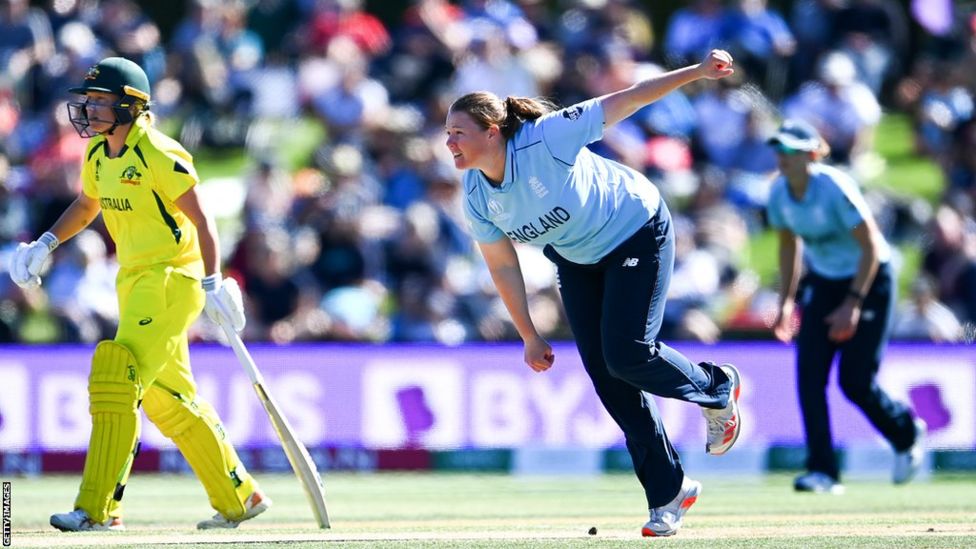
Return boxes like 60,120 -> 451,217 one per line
707,364 -> 742,456
641,481 -> 702,537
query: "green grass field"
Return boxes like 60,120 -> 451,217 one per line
5,472 -> 975,548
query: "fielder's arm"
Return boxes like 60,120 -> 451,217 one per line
777,228 -> 802,307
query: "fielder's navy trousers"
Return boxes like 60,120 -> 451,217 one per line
544,201 -> 734,508
796,263 -> 916,479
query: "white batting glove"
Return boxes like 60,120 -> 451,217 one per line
202,273 -> 246,332
9,232 -> 59,289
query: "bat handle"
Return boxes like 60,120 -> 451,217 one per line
219,321 -> 265,386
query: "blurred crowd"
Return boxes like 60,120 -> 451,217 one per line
1,0 -> 975,345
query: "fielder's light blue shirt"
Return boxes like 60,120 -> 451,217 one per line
463,99 -> 661,265
767,163 -> 891,279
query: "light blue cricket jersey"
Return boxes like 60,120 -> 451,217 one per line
766,163 -> 891,279
463,98 -> 661,265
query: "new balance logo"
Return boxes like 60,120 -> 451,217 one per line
622,258 -> 639,267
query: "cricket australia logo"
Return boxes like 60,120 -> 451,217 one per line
120,165 -> 142,186
528,176 -> 548,198
84,65 -> 100,80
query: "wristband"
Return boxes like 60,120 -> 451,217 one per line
201,273 -> 222,292
39,231 -> 59,252
846,288 -> 865,304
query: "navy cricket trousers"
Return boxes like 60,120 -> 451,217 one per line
796,263 -> 916,479
543,201 -> 734,508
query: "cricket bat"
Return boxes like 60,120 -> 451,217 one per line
219,322 -> 331,528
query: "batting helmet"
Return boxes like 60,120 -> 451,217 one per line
67,57 -> 152,137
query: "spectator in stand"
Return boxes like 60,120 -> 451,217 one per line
716,0 -> 795,100
782,50 -> 881,166
461,0 -> 537,51
451,19 -> 539,99
947,118 -> 976,208
300,0 -> 391,59
725,108 -> 779,218
28,104 -> 89,237
788,0 -> 842,93
691,75 -> 752,170
44,229 -> 118,342
378,14 -> 455,103
246,0 -> 302,57
240,226 -> 303,342
892,275 -> 963,342
310,51 -> 390,145
0,0 -> 55,111
662,0 -> 724,67
922,204 -> 976,325
914,61 -> 973,166
243,157 -> 294,229
832,0 -> 908,97
0,153 -> 30,242
92,0 -> 165,83
662,215 -> 722,343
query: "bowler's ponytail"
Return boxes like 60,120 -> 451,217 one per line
500,96 -> 557,139
449,92 -> 557,140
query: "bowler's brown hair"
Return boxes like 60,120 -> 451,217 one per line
449,92 -> 557,140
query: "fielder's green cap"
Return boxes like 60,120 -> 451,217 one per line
69,57 -> 151,102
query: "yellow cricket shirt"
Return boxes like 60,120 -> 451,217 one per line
81,115 -> 204,278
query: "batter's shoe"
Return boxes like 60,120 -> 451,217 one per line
642,476 -> 702,537
197,490 -> 272,529
50,509 -> 125,532
794,472 -> 845,494
702,363 -> 742,455
893,418 -> 927,485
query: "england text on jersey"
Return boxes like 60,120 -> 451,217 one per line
505,206 -> 571,243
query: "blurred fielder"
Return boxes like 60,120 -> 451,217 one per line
767,119 -> 926,494
9,57 -> 270,531
445,49 -> 742,537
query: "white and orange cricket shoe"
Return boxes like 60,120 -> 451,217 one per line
702,363 -> 742,455
50,509 -> 125,532
196,490 -> 272,529
641,476 -> 702,537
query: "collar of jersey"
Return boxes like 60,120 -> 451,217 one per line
95,114 -> 149,158
786,163 -> 823,204
122,115 -> 150,151
481,140 -> 516,193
